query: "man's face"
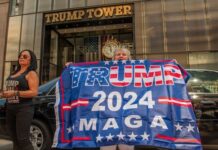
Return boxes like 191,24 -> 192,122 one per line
114,50 -> 129,60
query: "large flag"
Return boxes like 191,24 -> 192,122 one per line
52,59 -> 202,150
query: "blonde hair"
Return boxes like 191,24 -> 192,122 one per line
112,48 -> 131,60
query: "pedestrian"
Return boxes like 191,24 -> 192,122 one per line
2,49 -> 39,150
100,47 -> 134,150
63,47 -> 134,150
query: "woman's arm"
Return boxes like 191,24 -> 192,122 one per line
19,71 -> 39,98
2,71 -> 39,98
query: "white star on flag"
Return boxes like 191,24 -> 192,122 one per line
66,127 -> 72,133
106,133 -> 114,141
141,132 -> 149,140
186,123 -> 195,132
117,132 -> 125,140
122,60 -> 127,64
128,132 -> 137,141
113,61 -> 118,64
131,60 -> 135,64
139,60 -> 144,63
66,125 -> 74,133
96,134 -> 103,142
104,61 -> 110,65
174,123 -> 183,131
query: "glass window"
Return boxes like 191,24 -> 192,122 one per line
53,0 -> 68,10
144,0 -> 164,53
187,69 -> 218,93
104,0 -> 124,4
38,0 -> 52,12
164,0 -> 186,52
185,0 -> 209,51
207,0 -> 218,50
167,53 -> 189,68
189,52 -> 218,71
3,62 -> 11,88
146,54 -> 164,60
10,0 -> 24,16
0,2 -> 8,87
20,14 -> 36,51
34,13 -> 43,59
23,0 -> 37,14
87,0 -> 104,6
70,0 -> 85,8
6,16 -> 21,61
37,60 -> 40,75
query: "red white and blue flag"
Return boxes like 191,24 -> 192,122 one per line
52,59 -> 202,150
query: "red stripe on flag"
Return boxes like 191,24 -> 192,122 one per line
125,73 -> 132,77
110,74 -> 118,78
156,134 -> 201,144
64,136 -> 91,143
151,65 -> 161,68
62,98 -> 89,110
158,97 -> 192,107
155,71 -> 162,76
112,82 -> 130,86
125,66 -> 132,68
165,71 -> 182,78
166,80 -> 174,85
60,77 -> 65,143
135,65 -> 145,69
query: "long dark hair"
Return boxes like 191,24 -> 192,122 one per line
13,49 -> 37,75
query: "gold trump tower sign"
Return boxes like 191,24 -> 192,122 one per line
44,4 -> 133,24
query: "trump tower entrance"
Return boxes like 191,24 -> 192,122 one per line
41,4 -> 134,83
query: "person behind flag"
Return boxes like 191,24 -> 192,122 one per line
100,47 -> 134,150
2,49 -> 39,150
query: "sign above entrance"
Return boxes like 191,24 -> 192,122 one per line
44,4 -> 133,24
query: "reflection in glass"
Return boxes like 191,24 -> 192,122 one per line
189,52 -> 218,70
38,0 -> 52,12
10,0 -> 24,16
70,0 -> 86,8
34,13 -> 43,59
6,16 -> 22,61
207,0 -> 218,50
165,0 -> 186,51
53,0 -> 68,10
188,69 -> 218,93
104,0 -> 123,4
144,0 -> 164,52
23,0 -> 37,14
87,0 -> 104,6
3,63 -> 11,88
185,0 -> 209,51
20,14 -> 36,51
167,53 -> 188,68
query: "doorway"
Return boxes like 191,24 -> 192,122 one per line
42,17 -> 133,83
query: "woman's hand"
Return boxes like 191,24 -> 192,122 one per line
65,62 -> 72,67
2,90 -> 16,98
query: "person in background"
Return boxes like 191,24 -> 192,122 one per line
100,47 -> 134,150
2,49 -> 39,150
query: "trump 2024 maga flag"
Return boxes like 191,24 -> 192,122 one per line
52,59 -> 202,150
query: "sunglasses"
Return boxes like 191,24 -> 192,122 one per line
19,54 -> 30,59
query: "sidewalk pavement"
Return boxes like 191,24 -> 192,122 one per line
0,139 -> 12,150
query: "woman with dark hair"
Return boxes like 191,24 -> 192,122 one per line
2,49 -> 39,150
